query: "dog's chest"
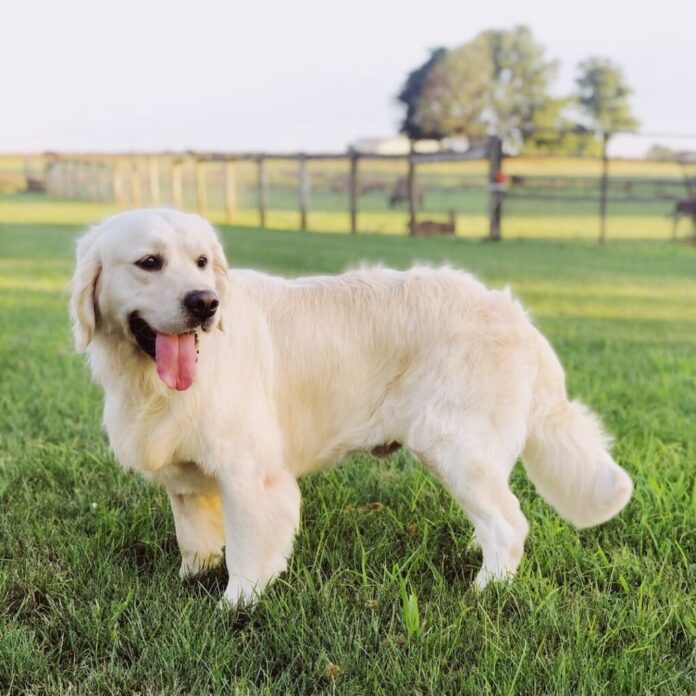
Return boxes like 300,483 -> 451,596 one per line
148,459 -> 218,495
105,391 -> 213,475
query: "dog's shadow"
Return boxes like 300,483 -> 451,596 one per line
181,562 -> 255,630
182,564 -> 228,598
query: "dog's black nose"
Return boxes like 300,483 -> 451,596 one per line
183,290 -> 219,320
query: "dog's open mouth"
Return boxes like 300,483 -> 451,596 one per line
129,313 -> 200,392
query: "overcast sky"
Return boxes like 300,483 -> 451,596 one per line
0,0 -> 694,153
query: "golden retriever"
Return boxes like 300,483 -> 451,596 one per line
70,209 -> 632,605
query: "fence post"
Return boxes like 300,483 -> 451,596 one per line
94,161 -> 106,201
57,160 -> 66,198
195,160 -> 208,216
171,159 -> 184,210
87,162 -> 96,201
130,158 -> 142,207
76,161 -> 87,200
85,161 -> 94,200
80,161 -> 88,200
44,159 -> 54,195
257,157 -> 268,228
63,160 -> 72,198
84,161 -> 92,200
45,159 -> 55,196
148,157 -> 161,206
74,161 -> 82,199
62,161 -> 69,198
349,151 -> 358,234
89,161 -> 100,201
23,157 -> 32,192
68,160 -> 78,199
94,163 -> 102,201
407,143 -> 417,235
599,132 -> 609,244
299,153 -> 309,230
76,161 -> 84,199
65,160 -> 77,200
113,161 -> 126,206
224,160 -> 237,223
50,161 -> 58,196
488,136 -> 503,241
100,163 -> 111,201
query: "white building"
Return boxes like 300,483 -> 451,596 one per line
349,135 -> 471,155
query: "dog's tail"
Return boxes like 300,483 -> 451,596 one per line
521,332 -> 633,529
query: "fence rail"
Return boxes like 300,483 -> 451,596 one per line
5,133 -> 696,241
39,148 -> 495,236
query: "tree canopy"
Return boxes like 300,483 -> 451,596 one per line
397,29 -> 638,153
397,26 -> 558,147
396,47 -> 447,141
575,57 -> 639,134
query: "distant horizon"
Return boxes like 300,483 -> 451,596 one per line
3,130 -> 696,160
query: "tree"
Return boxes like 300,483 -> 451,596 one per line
397,26 -> 558,147
523,97 -> 601,156
645,144 -> 676,161
397,47 -> 448,141
575,58 -> 638,135
409,36 -> 490,143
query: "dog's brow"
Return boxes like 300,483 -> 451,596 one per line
132,250 -> 163,260
130,236 -> 169,256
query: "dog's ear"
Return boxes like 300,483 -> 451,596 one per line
70,226 -> 102,352
211,235 -> 229,331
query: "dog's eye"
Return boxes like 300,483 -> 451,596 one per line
135,255 -> 163,271
197,255 -> 208,269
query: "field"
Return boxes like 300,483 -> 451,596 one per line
1,195 -> 695,693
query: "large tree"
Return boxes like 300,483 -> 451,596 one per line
397,47 -> 447,141
575,58 -> 638,134
398,26 -> 558,147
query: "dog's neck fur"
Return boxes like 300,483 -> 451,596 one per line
87,330 -> 200,474
84,287 -> 286,480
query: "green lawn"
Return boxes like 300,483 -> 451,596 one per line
1,198 -> 695,694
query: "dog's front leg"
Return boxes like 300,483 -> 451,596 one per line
217,461 -> 301,607
168,491 -> 225,578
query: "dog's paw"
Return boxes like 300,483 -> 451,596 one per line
179,551 -> 224,580
474,567 -> 514,592
217,577 -> 259,610
475,568 -> 493,591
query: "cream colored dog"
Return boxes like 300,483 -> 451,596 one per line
70,209 -> 633,605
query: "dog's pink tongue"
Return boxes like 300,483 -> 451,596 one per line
155,333 -> 197,391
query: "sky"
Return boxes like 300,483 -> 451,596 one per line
0,0 -> 694,153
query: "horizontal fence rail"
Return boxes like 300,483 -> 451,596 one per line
4,131 -> 696,242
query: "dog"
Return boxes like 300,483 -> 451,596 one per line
70,209 -> 633,605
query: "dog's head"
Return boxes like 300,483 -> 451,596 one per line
70,209 -> 229,391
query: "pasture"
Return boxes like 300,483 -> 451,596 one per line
1,195 -> 695,693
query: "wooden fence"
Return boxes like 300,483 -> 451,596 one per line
22,133 -> 694,241
41,143 -> 504,238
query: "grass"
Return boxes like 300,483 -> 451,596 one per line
1,196 -> 695,694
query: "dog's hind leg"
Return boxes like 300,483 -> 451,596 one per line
217,462 -> 301,607
417,431 -> 529,590
168,491 -> 225,578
